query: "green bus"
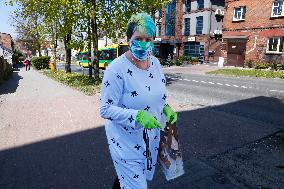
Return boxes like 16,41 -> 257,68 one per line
76,51 -> 90,68
98,43 -> 129,69
76,43 -> 129,69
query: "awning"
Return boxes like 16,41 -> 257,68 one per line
154,40 -> 181,44
223,31 -> 249,39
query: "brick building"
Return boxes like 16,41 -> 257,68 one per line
154,0 -> 225,61
0,33 -> 13,50
222,0 -> 284,66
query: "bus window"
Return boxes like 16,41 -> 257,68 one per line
99,49 -> 117,60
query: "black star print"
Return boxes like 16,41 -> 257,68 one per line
147,166 -> 152,171
127,69 -> 133,76
106,99 -> 113,105
107,117 -> 113,121
149,73 -> 153,78
131,91 -> 138,97
104,81 -> 110,87
154,116 -> 157,120
143,151 -> 147,157
162,78 -> 166,83
146,86 -> 151,91
121,175 -> 124,179
128,115 -> 134,123
152,62 -> 154,66
162,94 -> 167,100
153,163 -> 157,167
144,106 -> 150,111
121,158 -> 127,163
123,126 -> 129,131
130,127 -> 135,130
133,174 -> 139,179
154,135 -> 158,139
134,144 -> 141,150
154,147 -> 159,151
117,74 -> 122,79
117,142 -> 122,148
122,104 -> 127,108
111,138 -> 115,143
114,160 -> 118,164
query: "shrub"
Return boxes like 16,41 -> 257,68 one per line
32,56 -> 51,70
245,60 -> 255,68
269,61 -> 278,70
174,57 -> 183,66
255,63 -> 269,69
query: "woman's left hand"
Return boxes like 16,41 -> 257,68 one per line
163,104 -> 177,124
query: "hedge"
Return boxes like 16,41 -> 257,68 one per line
32,56 -> 51,70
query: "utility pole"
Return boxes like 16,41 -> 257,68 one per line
207,0 -> 213,63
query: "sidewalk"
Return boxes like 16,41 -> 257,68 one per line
0,67 -> 247,189
163,63 -> 220,75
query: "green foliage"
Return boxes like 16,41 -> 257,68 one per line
269,62 -> 278,70
32,56 -> 51,70
207,69 -> 284,79
43,70 -> 101,95
255,63 -> 269,69
245,60 -> 255,68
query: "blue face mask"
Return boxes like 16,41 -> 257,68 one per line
130,39 -> 154,61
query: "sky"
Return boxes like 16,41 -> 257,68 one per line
0,1 -> 18,39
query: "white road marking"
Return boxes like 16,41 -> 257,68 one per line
233,85 -> 239,88
192,80 -> 199,83
209,82 -> 215,84
184,79 -> 191,82
201,81 -> 207,83
217,83 -> 223,86
178,78 -> 183,81
241,86 -> 247,88
270,90 -> 284,93
225,84 -> 231,86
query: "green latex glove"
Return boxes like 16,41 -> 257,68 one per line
163,104 -> 177,124
136,110 -> 162,129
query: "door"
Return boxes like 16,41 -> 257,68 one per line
227,40 -> 247,67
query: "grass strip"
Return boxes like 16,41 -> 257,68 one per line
43,70 -> 101,95
207,69 -> 284,79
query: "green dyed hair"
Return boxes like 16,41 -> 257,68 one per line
126,13 -> 156,41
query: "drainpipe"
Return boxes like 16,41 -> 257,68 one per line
207,1 -> 213,63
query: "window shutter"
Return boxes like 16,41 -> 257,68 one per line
242,6 -> 246,19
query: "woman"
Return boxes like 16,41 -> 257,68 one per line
100,13 -> 177,189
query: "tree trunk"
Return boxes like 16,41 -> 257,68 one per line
64,33 -> 72,73
91,0 -> 100,80
88,18 -> 92,78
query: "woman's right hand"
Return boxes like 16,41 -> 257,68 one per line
136,110 -> 162,129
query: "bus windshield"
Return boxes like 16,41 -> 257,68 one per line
77,52 -> 89,61
99,48 -> 117,60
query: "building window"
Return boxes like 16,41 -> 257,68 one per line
196,16 -> 203,35
271,1 -> 284,17
197,0 -> 204,9
185,0 -> 191,12
266,37 -> 283,53
165,0 -> 176,36
184,18 -> 190,36
184,42 -> 204,57
233,6 -> 246,21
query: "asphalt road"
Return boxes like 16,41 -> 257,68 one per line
165,73 -> 284,189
